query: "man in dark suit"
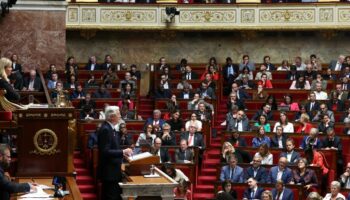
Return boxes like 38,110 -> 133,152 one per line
97,106 -> 133,200
271,126 -> 288,149
180,125 -> 205,150
10,54 -> 22,74
222,57 -> 239,84
229,83 -> 251,100
226,110 -> 250,132
196,82 -> 216,100
263,55 -> 276,71
340,76 -> 350,91
100,55 -> 115,70
183,66 -> 198,80
280,138 -> 300,165
305,92 -> 320,117
23,69 -> 42,91
334,83 -> 349,102
195,102 -> 212,122
329,55 -> 345,71
271,180 -> 294,200
219,154 -> 244,183
340,162 -> 350,188
268,157 -> 292,184
178,86 -> 194,100
175,139 -> 193,163
85,55 -> 100,71
150,137 -> 170,163
144,109 -> 166,131
129,64 -> 141,81
92,84 -> 111,99
243,178 -> 264,200
244,154 -> 267,183
0,144 -> 35,200
322,128 -> 343,175
251,103 -> 273,121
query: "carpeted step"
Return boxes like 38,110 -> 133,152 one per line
81,193 -> 98,200
200,168 -> 217,176
76,175 -> 94,185
197,175 -> 217,185
76,168 -> 90,176
73,159 -> 85,168
195,184 -> 215,193
193,192 -> 215,200
78,184 -> 96,194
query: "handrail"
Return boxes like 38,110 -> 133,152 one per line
37,69 -> 53,106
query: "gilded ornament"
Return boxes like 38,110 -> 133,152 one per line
32,129 -> 60,155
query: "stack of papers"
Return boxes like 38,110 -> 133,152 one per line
20,186 -> 52,199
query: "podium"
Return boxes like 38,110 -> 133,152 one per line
14,108 -> 75,176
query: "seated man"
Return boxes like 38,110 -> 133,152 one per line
159,123 -> 176,146
92,84 -> 111,99
270,126 -> 288,149
226,110 -> 250,132
280,138 -> 300,165
252,103 -> 273,121
219,154 -> 244,183
47,72 -> 58,89
313,83 -> 328,100
243,178 -> 264,200
267,157 -> 292,184
244,154 -> 267,183
196,81 -> 216,100
271,180 -> 294,200
340,162 -> 350,188
144,109 -> 165,132
118,72 -> 136,92
312,103 -> 335,123
150,137 -> 170,163
0,144 -> 37,199
180,125 -> 205,150
175,139 -> 193,163
195,102 -> 212,122
23,69 -> 42,91
300,128 -> 321,150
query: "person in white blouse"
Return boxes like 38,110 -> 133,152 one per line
185,113 -> 202,131
289,75 -> 311,90
273,112 -> 294,133
254,143 -> 273,165
323,181 -> 346,200
277,60 -> 290,71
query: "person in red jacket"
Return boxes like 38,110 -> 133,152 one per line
258,73 -> 273,89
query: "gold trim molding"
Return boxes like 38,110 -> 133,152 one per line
66,3 -> 350,30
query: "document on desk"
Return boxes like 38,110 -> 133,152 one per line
128,152 -> 153,161
20,187 -> 52,199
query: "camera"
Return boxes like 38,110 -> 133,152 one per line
165,7 -> 180,23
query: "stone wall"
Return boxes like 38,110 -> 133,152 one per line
0,10 -> 66,71
66,30 -> 350,68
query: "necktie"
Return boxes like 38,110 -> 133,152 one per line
251,190 -> 255,199
343,84 -> 347,90
310,102 -> 314,110
276,192 -> 281,200
188,134 -> 194,146
230,168 -> 235,180
187,73 -> 191,80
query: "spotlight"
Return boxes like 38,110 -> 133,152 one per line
165,7 -> 179,23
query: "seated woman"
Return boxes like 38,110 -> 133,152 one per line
291,158 -> 318,192
216,180 -> 237,200
221,142 -> 244,163
46,64 -> 57,81
296,113 -> 313,134
166,110 -> 184,132
257,73 -> 273,89
166,94 -> 179,115
305,147 -> 329,176
279,94 -> 300,111
295,105 -> 311,121
277,60 -> 290,71
174,179 -> 192,200
252,84 -> 269,100
252,126 -> 271,148
289,75 -> 311,90
323,181 -> 346,200
265,95 -> 278,110
253,114 -> 271,132
177,79 -> 193,90
162,164 -> 189,182
235,66 -> 253,81
200,64 -> 219,81
136,124 -> 156,146
185,113 -> 202,131
254,143 -> 273,165
117,96 -> 134,111
273,111 -> 294,133
261,190 -> 273,200
102,66 -> 118,84
120,83 -> 136,99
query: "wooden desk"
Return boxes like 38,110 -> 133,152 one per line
119,167 -> 178,200
16,177 -> 82,200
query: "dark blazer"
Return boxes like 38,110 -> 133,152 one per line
11,63 -> 22,73
78,99 -> 96,109
150,147 -> 170,163
228,137 -> 247,147
227,99 -> 246,111
158,131 -> 176,146
196,87 -> 216,99
23,76 -> 42,91
265,63 -> 276,71
85,63 -> 100,71
97,121 -> 124,182
327,100 -> 346,112
180,132 -> 205,149
195,110 -> 212,121
321,136 -> 342,151
226,115 -> 250,132
268,166 -> 293,184
144,118 -> 166,130
243,187 -> 264,200
252,110 -> 273,121
280,151 -> 300,165
222,64 -> 239,81
329,60 -> 345,71
236,89 -> 251,100
175,148 -> 193,163
177,91 -> 194,99
244,166 -> 268,183
305,101 -> 320,114
271,188 -> 294,200
0,79 -> 20,102
270,135 -> 288,149
0,166 -> 30,200
130,70 -> 141,80
317,122 -> 334,134
183,72 -> 198,80
100,63 -> 115,71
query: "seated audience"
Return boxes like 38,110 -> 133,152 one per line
167,110 -> 184,132
327,91 -> 345,112
102,66 -> 118,86
252,103 -> 273,121
159,123 -> 176,146
227,92 -> 245,111
263,55 -> 275,71
279,94 -> 300,111
228,82 -> 251,100
271,180 -> 294,200
295,104 -> 309,122
235,66 -> 253,81
84,74 -> 98,88
136,124 -> 156,147
118,123 -> 132,146
304,63 -> 317,80
228,131 -> 247,147
71,84 -> 85,99
256,64 -> 273,81
277,60 -> 290,71
222,57 -> 239,86
291,158 -> 318,191
85,55 -> 99,71
323,68 -> 337,80
119,72 -> 137,92
339,162 -> 350,188
150,137 -> 170,163
22,69 -> 42,91
322,128 -> 343,174
221,142 -> 244,163
311,73 -> 327,90
261,190 -> 273,200
252,126 -> 271,148
200,66 -> 219,82
244,154 -> 267,183
129,64 -> 141,81
144,109 -> 165,131
178,84 -> 194,100
289,75 -> 311,90
296,113 -> 313,134
287,65 -> 298,81
273,111 -> 294,133
100,54 -> 114,70
266,95 -> 278,110
305,92 -> 321,118
196,81 -> 216,100
300,128 -> 321,150
252,84 -> 269,100
80,104 -> 97,120
177,79 -> 193,90
175,139 -> 194,163
333,83 -> 349,102
292,56 -> 306,71
47,72 -> 58,89
305,147 -> 329,175
313,82 -> 328,100
243,178 -> 264,200
254,143 -> 273,165
270,125 -> 288,149
183,65 -> 198,80
226,110 -> 250,132
219,154 -> 244,183
180,125 -> 205,149
162,164 -> 189,182
306,192 -> 323,200
77,93 -> 95,109
117,96 -> 134,111
165,94 -> 179,115
323,181 -> 345,200
173,179 -> 192,200
258,73 -> 273,89
155,74 -> 171,99
195,102 -> 212,122
187,93 -> 214,111
253,114 -> 271,132
64,75 -> 77,90
280,138 -> 301,165
46,64 -> 57,80
268,157 -> 292,184
185,113 -> 203,131
92,84 -> 111,98
239,55 -> 255,71
216,180 -> 237,200
318,113 -> 335,134
312,103 -> 335,123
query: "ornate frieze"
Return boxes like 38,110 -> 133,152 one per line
81,8 -> 96,22
179,9 -> 236,23
241,9 -> 255,23
100,9 -> 157,23
259,9 -> 315,23
338,8 -> 350,22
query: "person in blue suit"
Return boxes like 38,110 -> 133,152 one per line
271,180 -> 294,200
268,157 -> 292,184
243,177 -> 264,200
144,109 -> 166,131
219,154 -> 244,183
244,154 -> 268,183
280,138 -> 301,165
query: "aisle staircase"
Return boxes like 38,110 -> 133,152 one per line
193,98 -> 227,200
73,151 -> 98,200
